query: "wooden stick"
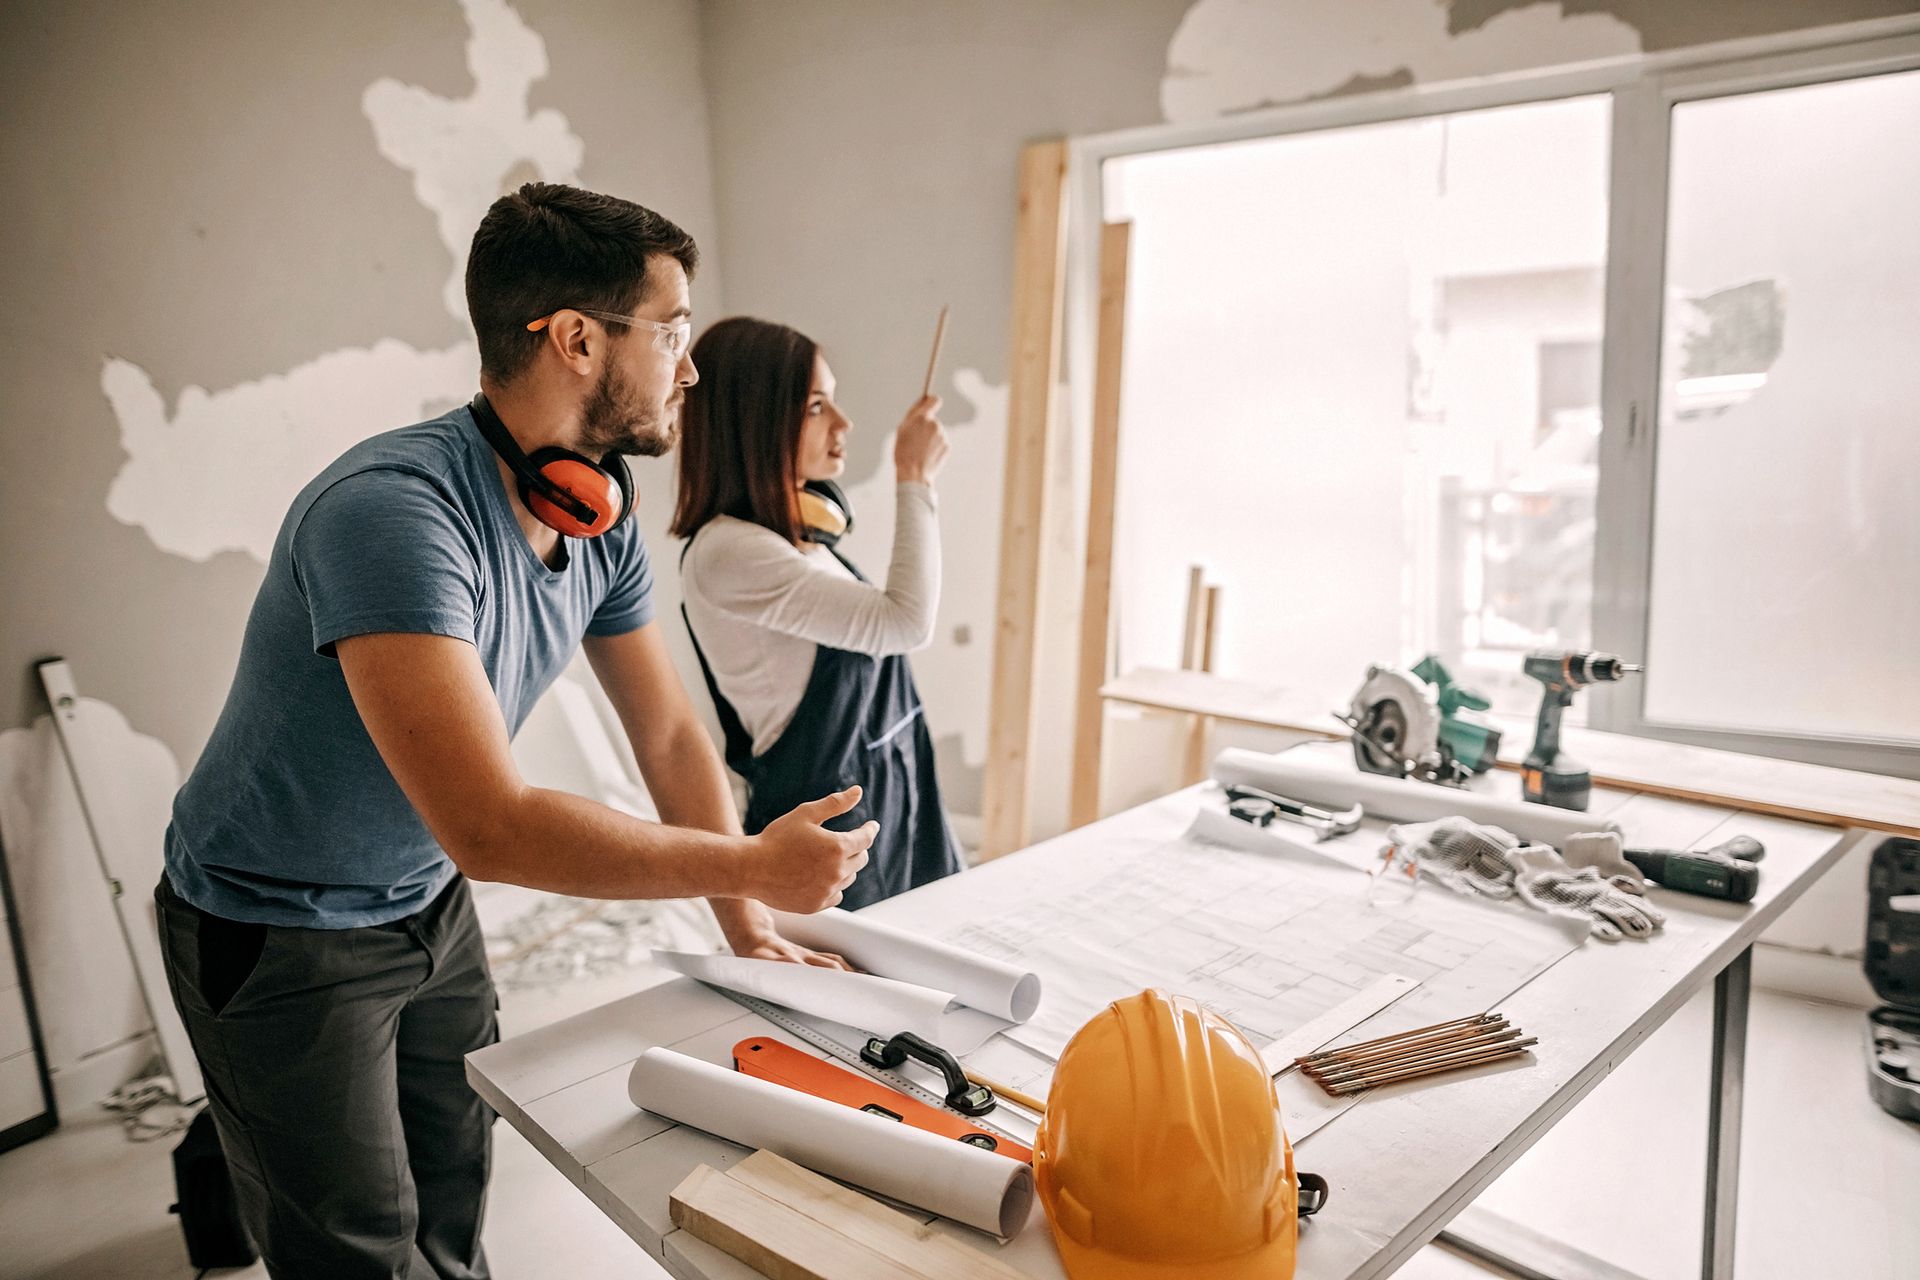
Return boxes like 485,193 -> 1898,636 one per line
961,1069 -> 1047,1115
1068,220 -> 1132,831
1301,1020 -> 1509,1071
1180,566 -> 1206,670
979,139 -> 1069,861
1297,1013 -> 1497,1063
1325,1040 -> 1538,1095
1308,1029 -> 1526,1082
1325,1038 -> 1539,1089
1200,585 -> 1221,673
1301,1020 -> 1516,1073
920,304 -> 950,399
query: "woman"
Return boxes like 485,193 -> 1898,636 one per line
672,316 -> 961,909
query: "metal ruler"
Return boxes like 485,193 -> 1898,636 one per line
712,988 -> 1030,1147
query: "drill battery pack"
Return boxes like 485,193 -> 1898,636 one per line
1865,837 -> 1920,1124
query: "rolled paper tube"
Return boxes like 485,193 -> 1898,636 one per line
629,1047 -> 1035,1238
770,906 -> 1042,1023
1212,749 -> 1621,847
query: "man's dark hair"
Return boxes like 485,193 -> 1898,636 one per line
466,183 -> 698,383
671,317 -> 817,545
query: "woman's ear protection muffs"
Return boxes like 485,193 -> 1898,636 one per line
799,479 -> 853,547
469,393 -> 633,538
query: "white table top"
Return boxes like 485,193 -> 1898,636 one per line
467,755 -> 1852,1280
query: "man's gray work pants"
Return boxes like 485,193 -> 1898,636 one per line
155,873 -> 498,1280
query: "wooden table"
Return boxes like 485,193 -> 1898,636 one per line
468,755 -> 1853,1280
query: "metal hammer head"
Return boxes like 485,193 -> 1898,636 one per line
1224,783 -> 1364,841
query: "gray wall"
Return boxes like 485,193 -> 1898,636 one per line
0,0 -> 722,769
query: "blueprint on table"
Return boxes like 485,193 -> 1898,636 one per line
936,823 -> 1582,1066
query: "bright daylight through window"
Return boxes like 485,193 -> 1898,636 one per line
1107,95 -> 1611,722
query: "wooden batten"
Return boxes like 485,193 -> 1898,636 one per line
1068,220 -> 1133,829
981,139 -> 1071,860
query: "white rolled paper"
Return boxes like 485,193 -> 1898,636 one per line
1212,748 -> 1620,847
770,906 -> 1042,1023
628,1047 -> 1035,1238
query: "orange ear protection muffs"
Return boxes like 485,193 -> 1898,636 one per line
798,479 -> 854,548
469,392 -> 633,538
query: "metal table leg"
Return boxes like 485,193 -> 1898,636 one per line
1702,945 -> 1750,1280
1436,945 -> 1753,1280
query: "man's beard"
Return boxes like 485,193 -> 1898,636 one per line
579,361 -> 680,458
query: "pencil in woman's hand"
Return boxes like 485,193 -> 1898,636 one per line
921,304 -> 950,399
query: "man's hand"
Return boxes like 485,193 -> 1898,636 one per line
733,931 -> 853,970
707,898 -> 852,970
739,786 -> 876,913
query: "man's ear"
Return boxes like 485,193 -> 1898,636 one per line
538,312 -> 597,376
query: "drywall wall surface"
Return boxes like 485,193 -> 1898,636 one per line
0,0 -> 723,776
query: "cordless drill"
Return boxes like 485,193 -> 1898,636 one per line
1522,650 -> 1642,811
1623,835 -> 1765,902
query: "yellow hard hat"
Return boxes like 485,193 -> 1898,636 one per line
1034,989 -> 1301,1280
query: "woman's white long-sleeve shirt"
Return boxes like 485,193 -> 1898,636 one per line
681,481 -> 939,757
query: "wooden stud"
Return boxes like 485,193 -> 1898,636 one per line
1182,573 -> 1219,783
1200,585 -> 1221,673
981,139 -> 1071,861
1180,565 -> 1206,670
1069,220 -> 1133,830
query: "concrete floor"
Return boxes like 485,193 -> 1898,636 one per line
2,975 -> 1914,1280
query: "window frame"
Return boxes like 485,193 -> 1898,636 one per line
1068,14 -> 1920,780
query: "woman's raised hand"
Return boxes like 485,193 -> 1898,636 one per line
893,395 -> 950,485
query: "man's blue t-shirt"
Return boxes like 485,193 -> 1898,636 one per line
165,406 -> 654,928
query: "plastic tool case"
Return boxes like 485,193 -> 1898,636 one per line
1865,836 -> 1920,1123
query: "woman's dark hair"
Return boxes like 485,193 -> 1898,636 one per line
465,182 -> 699,384
671,317 -> 817,544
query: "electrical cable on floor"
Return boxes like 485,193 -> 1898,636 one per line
101,1070 -> 195,1141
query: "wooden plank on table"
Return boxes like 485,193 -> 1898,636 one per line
727,1151 -> 1026,1280
671,1163 -> 903,1280
1102,666 -> 1348,738
1511,724 -> 1920,838
1069,220 -> 1132,830
981,138 -> 1071,861
1102,665 -> 1920,837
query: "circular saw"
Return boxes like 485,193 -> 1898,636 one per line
1337,665 -> 1469,787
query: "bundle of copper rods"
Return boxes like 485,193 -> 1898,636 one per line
1295,1013 -> 1537,1096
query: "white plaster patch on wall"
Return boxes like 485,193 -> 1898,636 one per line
364,0 -> 584,319
0,699 -> 179,1088
1161,0 -> 1643,121
839,367 -> 1008,770
102,343 -> 478,563
102,0 -> 579,564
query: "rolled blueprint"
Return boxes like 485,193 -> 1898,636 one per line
628,1047 -> 1035,1237
1212,748 -> 1620,847
770,906 -> 1042,1023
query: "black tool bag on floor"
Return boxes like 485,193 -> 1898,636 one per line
170,1108 -> 257,1268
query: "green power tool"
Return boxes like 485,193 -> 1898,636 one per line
1411,655 -> 1502,775
1522,649 -> 1642,811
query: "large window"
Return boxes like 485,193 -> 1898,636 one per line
1106,96 -> 1610,722
1090,29 -> 1920,771
1643,68 -> 1920,746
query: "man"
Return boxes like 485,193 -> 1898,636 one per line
154,183 -> 873,1279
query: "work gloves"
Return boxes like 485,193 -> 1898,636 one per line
1387,818 -> 1665,943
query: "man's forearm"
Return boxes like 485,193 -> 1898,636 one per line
464,784 -> 753,901
634,718 -> 782,949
